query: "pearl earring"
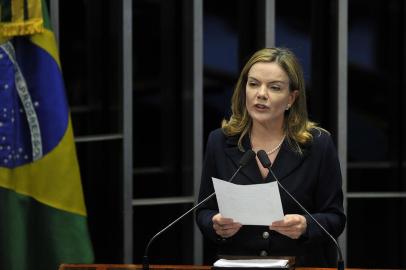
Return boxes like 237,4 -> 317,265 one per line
286,104 -> 291,111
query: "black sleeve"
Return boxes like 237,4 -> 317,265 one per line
195,131 -> 222,243
304,133 -> 346,242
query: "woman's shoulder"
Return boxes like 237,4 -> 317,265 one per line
207,128 -> 227,145
207,128 -> 226,141
207,128 -> 239,147
208,128 -> 224,137
310,127 -> 330,139
308,127 -> 335,149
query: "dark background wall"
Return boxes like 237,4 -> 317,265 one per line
55,0 -> 406,268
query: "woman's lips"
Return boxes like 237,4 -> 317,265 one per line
254,104 -> 269,110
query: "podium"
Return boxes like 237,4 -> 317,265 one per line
58,265 -> 211,270
58,264 -> 395,270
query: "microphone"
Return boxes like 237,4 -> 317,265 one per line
256,150 -> 344,270
142,149 -> 256,270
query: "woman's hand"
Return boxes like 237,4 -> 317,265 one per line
212,213 -> 242,238
270,214 -> 307,239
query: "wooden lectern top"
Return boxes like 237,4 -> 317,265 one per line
58,265 -> 212,270
58,264 -> 377,270
57,265 -> 297,270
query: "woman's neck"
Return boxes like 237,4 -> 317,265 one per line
250,121 -> 285,174
251,121 -> 284,141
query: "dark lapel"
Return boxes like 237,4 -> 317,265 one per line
269,140 -> 310,182
224,134 -> 311,184
224,134 -> 264,184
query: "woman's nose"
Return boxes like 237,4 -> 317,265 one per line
257,85 -> 268,100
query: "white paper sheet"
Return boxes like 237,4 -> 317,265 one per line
214,258 -> 289,268
212,177 -> 284,225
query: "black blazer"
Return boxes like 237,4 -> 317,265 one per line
195,128 -> 346,267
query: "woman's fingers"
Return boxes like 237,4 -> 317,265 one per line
270,214 -> 307,239
212,213 -> 242,238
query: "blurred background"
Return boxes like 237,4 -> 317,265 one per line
52,0 -> 405,268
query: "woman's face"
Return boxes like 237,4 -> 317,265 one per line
245,62 -> 297,127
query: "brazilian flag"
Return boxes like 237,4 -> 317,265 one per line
0,0 -> 94,269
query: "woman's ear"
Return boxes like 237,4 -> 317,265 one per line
289,90 -> 299,105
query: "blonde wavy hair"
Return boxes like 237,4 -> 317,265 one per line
221,47 -> 319,153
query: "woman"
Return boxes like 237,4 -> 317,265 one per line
195,47 -> 346,267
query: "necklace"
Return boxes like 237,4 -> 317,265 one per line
250,133 -> 286,155
265,134 -> 285,155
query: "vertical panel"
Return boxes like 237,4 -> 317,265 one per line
192,0 -> 204,265
403,0 -> 406,195
123,0 -> 133,263
264,0 -> 275,47
132,0 -> 188,199
132,0 -> 194,264
347,0 -> 405,267
59,0 -> 123,262
337,0 -> 348,263
182,0 -> 204,264
49,0 -> 59,45
257,0 -> 275,48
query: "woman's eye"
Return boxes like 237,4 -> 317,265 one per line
270,85 -> 281,91
248,82 -> 258,87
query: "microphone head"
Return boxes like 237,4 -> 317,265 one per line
239,149 -> 256,167
257,150 -> 272,168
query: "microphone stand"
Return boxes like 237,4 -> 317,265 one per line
143,149 -> 255,270
142,192 -> 215,270
257,150 -> 344,270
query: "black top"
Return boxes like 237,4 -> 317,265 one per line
195,128 -> 346,267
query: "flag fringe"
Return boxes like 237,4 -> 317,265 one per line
0,18 -> 43,37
